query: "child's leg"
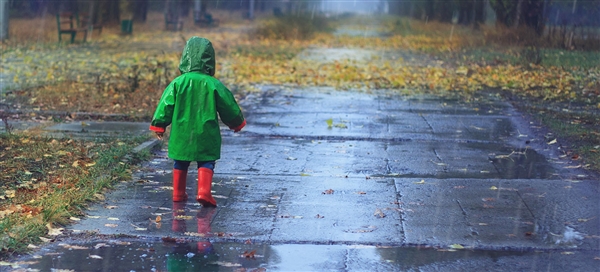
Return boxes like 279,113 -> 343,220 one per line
172,160 -> 191,202
196,161 -> 216,207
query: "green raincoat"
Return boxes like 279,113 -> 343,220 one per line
150,37 -> 245,162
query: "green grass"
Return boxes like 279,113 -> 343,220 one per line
539,49 -> 600,68
0,133 -> 150,258
531,110 -> 600,171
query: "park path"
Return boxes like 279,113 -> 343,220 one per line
7,22 -> 600,271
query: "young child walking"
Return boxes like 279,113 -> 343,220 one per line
150,36 -> 246,207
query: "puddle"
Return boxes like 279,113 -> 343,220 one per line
296,48 -> 378,62
334,28 -> 390,37
489,147 -> 554,179
14,240 -> 544,271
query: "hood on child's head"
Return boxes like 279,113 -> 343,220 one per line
179,36 -> 216,76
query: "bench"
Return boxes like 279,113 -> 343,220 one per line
56,12 -> 87,43
194,12 -> 219,27
78,12 -> 103,35
165,12 -> 183,31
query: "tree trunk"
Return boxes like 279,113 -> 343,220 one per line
0,0 -> 8,41
472,0 -> 485,30
134,0 -> 148,21
513,0 -> 523,28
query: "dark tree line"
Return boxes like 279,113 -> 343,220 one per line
389,0 -> 600,35
9,0 -> 273,23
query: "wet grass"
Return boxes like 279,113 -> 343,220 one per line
524,108 -> 600,172
0,134 -> 150,258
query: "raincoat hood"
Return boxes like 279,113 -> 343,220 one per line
179,37 -> 216,76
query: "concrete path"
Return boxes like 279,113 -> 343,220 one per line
11,85 -> 600,271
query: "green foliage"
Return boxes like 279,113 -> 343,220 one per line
0,135 -> 145,257
253,14 -> 332,40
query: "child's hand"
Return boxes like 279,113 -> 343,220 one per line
155,132 -> 164,140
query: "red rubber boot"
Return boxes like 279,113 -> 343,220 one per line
196,168 -> 217,207
172,169 -> 188,202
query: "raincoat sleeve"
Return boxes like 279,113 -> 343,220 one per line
150,82 -> 176,133
215,83 -> 245,132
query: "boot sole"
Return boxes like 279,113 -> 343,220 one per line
197,198 -> 217,207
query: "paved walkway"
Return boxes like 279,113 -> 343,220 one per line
12,85 -> 599,271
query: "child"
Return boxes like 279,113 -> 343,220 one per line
150,36 -> 246,207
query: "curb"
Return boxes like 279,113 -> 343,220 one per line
132,138 -> 161,154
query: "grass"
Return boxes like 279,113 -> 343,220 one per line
526,109 -> 600,172
0,134 -> 150,258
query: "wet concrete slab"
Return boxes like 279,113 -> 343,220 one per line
218,136 -> 554,180
241,87 -> 531,145
13,239 -> 600,272
13,86 -> 600,270
396,178 -> 600,250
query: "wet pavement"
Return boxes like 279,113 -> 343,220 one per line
7,85 -> 600,271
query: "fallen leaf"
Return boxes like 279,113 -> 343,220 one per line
211,261 -> 242,267
89,255 -> 103,259
107,217 -> 119,221
413,179 -> 425,184
155,215 -> 162,223
548,139 -> 557,145
490,186 -> 498,190
561,251 -> 575,255
46,223 -> 64,236
104,224 -> 118,228
94,243 -> 109,249
449,244 -> 464,249
242,250 -> 256,259
322,189 -> 334,194
374,208 -> 386,218
38,237 -> 53,243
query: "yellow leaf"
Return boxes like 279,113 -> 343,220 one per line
449,244 -> 464,249
548,139 -> 557,145
326,118 -> 333,128
85,162 -> 96,167
413,180 -> 425,184
490,186 -> 498,190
